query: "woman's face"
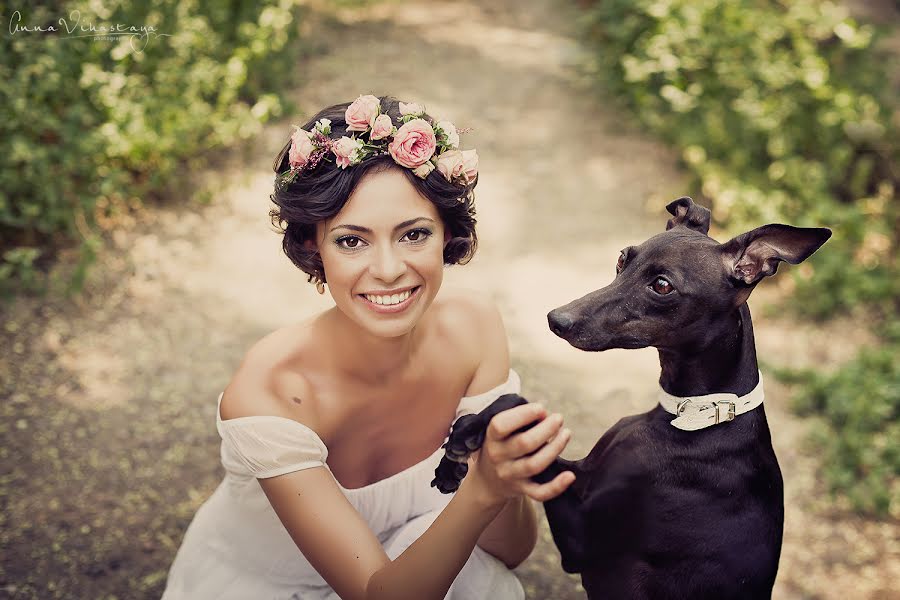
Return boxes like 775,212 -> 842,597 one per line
315,168 -> 447,339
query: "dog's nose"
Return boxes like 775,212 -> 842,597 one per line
548,310 -> 575,337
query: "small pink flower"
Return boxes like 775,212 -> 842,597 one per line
289,127 -> 315,168
333,136 -> 362,169
413,161 -> 435,179
399,102 -> 425,116
436,149 -> 465,181
345,95 -> 380,132
370,114 -> 393,140
388,119 -> 436,168
461,149 -> 478,183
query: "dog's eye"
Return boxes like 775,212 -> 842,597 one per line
651,278 -> 674,295
616,252 -> 626,274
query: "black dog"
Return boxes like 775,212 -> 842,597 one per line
432,197 -> 831,599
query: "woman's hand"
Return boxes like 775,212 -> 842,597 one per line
465,403 -> 575,506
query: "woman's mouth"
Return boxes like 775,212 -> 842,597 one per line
359,286 -> 421,313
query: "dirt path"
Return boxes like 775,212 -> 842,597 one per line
1,1 -> 897,598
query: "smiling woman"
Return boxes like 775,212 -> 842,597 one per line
160,95 -> 575,600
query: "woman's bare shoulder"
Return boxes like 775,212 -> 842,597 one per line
430,287 -> 510,395
219,321 -> 321,426
431,287 -> 504,333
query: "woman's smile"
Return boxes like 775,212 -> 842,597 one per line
358,285 -> 422,314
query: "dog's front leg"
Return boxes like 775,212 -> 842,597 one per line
536,458 -> 591,573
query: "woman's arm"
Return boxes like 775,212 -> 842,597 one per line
476,496 -> 538,568
259,401 -> 570,600
466,401 -> 574,567
453,293 -> 574,567
260,466 -> 498,600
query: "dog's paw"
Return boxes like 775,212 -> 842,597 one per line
441,414 -> 486,463
430,414 -> 485,494
431,456 -> 469,493
431,394 -> 533,494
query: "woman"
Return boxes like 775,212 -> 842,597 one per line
162,95 -> 575,600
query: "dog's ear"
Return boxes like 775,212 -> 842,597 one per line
720,224 -> 832,286
665,197 -> 711,235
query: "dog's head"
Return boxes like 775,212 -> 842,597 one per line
547,197 -> 831,352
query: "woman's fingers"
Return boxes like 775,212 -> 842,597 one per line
478,402 -> 574,501
486,403 -> 547,441
491,411 -> 565,463
504,426 -> 572,480
486,404 -> 568,466
521,471 -> 576,502
510,412 -> 564,457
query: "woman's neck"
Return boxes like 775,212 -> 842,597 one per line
322,307 -> 425,384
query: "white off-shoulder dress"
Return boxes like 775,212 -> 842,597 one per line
161,371 -> 525,600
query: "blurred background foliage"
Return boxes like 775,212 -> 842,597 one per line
0,0 -> 307,296
578,0 -> 898,515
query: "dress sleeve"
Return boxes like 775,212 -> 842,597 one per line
455,369 -> 521,418
218,416 -> 329,479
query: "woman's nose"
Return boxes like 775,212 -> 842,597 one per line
369,245 -> 407,282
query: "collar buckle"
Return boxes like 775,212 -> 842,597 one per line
713,400 -> 736,424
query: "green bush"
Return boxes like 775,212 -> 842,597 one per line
579,0 -> 899,515
783,335 -> 900,516
0,0 -> 307,296
580,0 -> 898,318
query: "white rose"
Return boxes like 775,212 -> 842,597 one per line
399,102 -> 425,116
436,120 -> 459,148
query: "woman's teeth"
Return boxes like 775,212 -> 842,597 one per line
364,289 -> 413,306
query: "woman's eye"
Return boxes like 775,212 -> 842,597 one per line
336,236 -> 363,249
402,228 -> 432,243
651,278 -> 674,295
616,252 -> 626,274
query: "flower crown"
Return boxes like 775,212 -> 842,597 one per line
278,95 -> 478,187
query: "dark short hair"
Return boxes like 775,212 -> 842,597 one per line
269,96 -> 478,283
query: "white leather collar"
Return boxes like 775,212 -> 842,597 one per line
658,373 -> 765,431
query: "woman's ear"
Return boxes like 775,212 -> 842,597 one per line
303,238 -> 318,253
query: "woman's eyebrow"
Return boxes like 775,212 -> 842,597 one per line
394,217 -> 435,231
329,217 -> 435,234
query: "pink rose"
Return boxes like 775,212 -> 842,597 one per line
370,114 -> 393,140
413,161 -> 435,179
436,149 -> 465,181
461,149 -> 478,183
345,95 -> 380,132
289,127 -> 315,168
388,119 -> 436,168
333,136 -> 362,169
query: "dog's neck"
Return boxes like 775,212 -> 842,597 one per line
657,303 -> 760,398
